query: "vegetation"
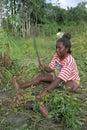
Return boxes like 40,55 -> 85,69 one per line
0,0 -> 87,130
0,23 -> 87,129
0,0 -> 87,38
43,92 -> 82,130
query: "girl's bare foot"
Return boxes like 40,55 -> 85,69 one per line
39,102 -> 48,117
12,76 -> 20,89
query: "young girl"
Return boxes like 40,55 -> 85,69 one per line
12,33 -> 80,116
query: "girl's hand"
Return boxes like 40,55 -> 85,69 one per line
39,61 -> 45,70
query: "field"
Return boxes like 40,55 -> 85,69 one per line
0,24 -> 87,130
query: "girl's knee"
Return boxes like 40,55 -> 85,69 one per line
65,80 -> 79,92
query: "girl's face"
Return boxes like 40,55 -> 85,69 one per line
56,42 -> 69,59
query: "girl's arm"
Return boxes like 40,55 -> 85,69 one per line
36,77 -> 63,100
45,77 -> 62,92
39,62 -> 52,72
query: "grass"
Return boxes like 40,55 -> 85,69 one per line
0,24 -> 87,130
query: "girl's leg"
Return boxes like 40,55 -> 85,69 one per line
65,80 -> 79,92
12,73 -> 53,89
36,77 -> 62,100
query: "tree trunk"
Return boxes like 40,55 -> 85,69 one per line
28,13 -> 31,36
13,0 -> 16,14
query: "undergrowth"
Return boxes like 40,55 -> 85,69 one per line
0,23 -> 87,130
42,92 -> 82,130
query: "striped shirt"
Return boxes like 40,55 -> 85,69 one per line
49,54 -> 80,82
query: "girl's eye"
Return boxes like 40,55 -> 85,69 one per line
58,47 -> 61,50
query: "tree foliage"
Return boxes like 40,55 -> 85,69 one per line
1,0 -> 87,37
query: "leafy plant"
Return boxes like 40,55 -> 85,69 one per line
42,92 -> 82,130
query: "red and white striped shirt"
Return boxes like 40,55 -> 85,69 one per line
49,54 -> 80,82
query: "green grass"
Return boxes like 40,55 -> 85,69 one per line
0,23 -> 87,130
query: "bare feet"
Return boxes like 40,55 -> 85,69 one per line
12,76 -> 20,89
39,102 -> 48,117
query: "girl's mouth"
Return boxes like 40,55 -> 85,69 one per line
57,53 -> 62,58
57,53 -> 64,59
